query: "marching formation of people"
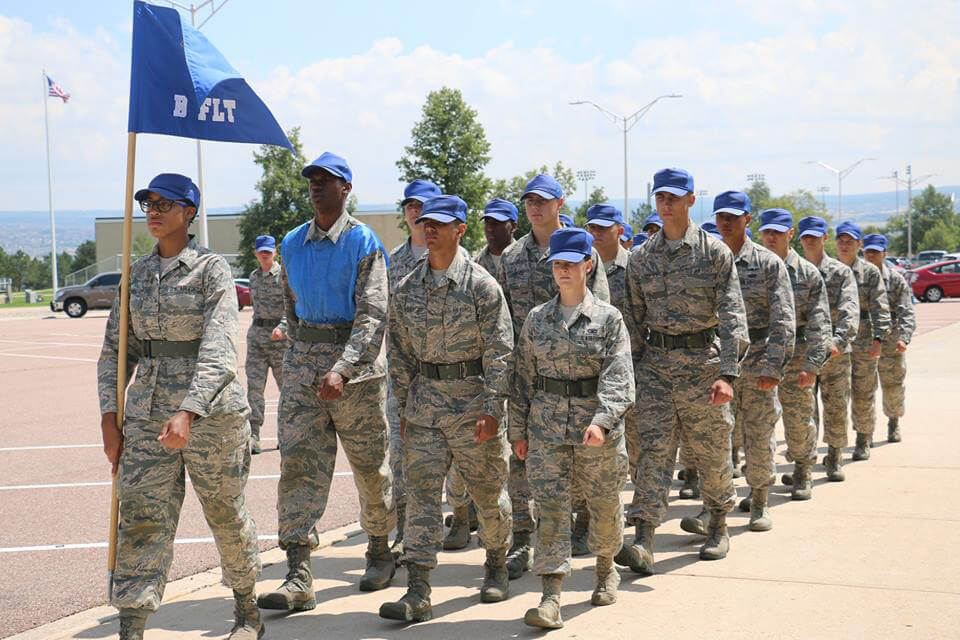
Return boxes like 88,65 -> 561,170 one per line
97,157 -> 916,639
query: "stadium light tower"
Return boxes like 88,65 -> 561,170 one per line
576,169 -> 596,203
805,158 -> 875,221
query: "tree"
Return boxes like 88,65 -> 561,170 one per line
397,88 -> 492,250
573,186 -> 609,227
70,240 -> 97,274
630,202 -> 654,231
919,219 -> 958,252
740,183 -> 834,254
489,162 -> 577,240
132,234 -> 154,257
884,185 -> 957,255
237,128 -> 313,275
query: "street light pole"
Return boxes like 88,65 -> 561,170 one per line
881,167 -> 935,259
570,94 -> 682,221
805,158 -> 875,221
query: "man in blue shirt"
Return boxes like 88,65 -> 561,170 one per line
257,152 -> 396,613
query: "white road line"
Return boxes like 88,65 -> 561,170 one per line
0,339 -> 101,347
0,352 -> 97,363
0,437 -> 279,452
0,471 -> 353,491
0,534 -> 280,554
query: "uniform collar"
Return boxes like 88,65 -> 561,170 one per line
546,289 -> 598,325
260,260 -> 281,277
417,245 -> 470,287
304,211 -> 352,246
785,248 -> 802,271
152,235 -> 201,271
606,245 -> 630,272
649,220 -> 700,251
733,238 -> 757,264
479,238 -> 514,259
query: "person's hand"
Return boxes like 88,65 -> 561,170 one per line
709,378 -> 734,405
868,340 -> 882,359
474,414 -> 498,444
399,418 -> 406,440
582,425 -> 605,447
158,411 -> 194,449
798,371 -> 816,388
896,340 -> 907,354
271,327 -> 286,341
101,412 -> 123,475
756,376 -> 779,391
512,440 -> 528,460
318,371 -> 345,400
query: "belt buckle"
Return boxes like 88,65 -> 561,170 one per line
143,341 -> 153,358
457,361 -> 467,378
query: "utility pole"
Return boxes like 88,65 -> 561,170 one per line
576,169 -> 596,204
881,167 -> 935,259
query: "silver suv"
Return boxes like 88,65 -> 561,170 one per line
51,272 -> 121,318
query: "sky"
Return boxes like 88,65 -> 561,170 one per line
2,0 -> 958,214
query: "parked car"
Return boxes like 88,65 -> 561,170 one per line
914,250 -> 948,267
908,259 -> 960,302
236,279 -> 251,310
885,257 -> 906,273
942,253 -> 960,262
50,272 -> 121,318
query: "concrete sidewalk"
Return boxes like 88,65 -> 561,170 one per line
15,322 -> 960,640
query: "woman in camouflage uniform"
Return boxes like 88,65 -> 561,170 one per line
98,174 -> 262,640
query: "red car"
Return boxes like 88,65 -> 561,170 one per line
908,260 -> 960,302
235,278 -> 251,310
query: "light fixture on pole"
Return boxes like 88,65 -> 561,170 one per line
880,168 -> 935,258
576,169 -> 596,203
570,94 -> 682,219
696,190 -> 708,223
817,186 -> 830,212
167,0 -> 232,248
805,158 -> 875,221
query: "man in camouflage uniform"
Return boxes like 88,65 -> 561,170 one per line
245,234 -> 288,454
798,216 -> 859,482
758,209 -> 831,500
642,212 -> 663,236
98,174 -> 262,639
619,168 -> 748,571
386,179 -> 440,558
835,221 -> 891,460
495,173 -> 610,578
511,228 -> 634,628
258,153 -> 395,613
474,198 -> 518,275
862,234 -> 916,442
379,195 -> 514,622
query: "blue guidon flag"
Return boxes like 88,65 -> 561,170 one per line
128,0 -> 292,150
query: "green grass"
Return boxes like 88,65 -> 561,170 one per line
1,288 -> 54,308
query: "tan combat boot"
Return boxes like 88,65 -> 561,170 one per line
824,446 -> 845,482
699,512 -> 730,560
748,487 -> 773,532
614,521 -> 655,575
679,468 -> 700,499
524,574 -> 564,629
591,556 -> 620,606
359,534 -> 396,591
680,508 -> 709,536
852,433 -> 871,461
379,563 -> 432,622
256,544 -> 316,610
443,505 -> 472,550
791,462 -> 812,500
506,531 -> 533,579
570,507 -> 590,557
228,589 -> 264,639
480,547 -> 510,602
888,417 -> 902,443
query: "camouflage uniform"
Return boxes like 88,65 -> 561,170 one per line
389,246 -> 514,568
848,257 -> 891,437
510,292 -> 633,575
474,240 -> 514,277
97,238 -> 260,613
812,253 -> 859,448
496,233 -> 610,534
276,214 -> 393,548
779,249 -> 831,465
624,224 -> 748,526
877,264 -> 915,419
246,261 -> 288,445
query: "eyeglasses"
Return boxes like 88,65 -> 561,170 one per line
138,198 -> 190,213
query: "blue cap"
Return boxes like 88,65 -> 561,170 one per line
254,235 -> 276,252
621,223 -> 633,242
559,213 -> 575,227
522,174 -> 564,200
301,152 -> 352,182
863,233 -> 888,252
798,216 -> 828,238
585,204 -> 624,228
401,179 -> 441,206
758,208 -> 793,233
417,195 -> 467,224
134,173 -> 201,208
713,190 -> 751,216
701,221 -> 723,240
652,168 -> 694,196
481,198 -> 518,223
547,228 -> 593,263
643,212 -> 663,230
633,232 -> 649,246
836,221 -> 862,240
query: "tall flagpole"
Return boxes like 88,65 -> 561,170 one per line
42,70 -> 59,293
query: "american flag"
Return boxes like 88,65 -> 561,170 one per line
46,75 -> 70,103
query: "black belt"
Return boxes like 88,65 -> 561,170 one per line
140,339 -> 201,358
536,375 -> 599,398
253,317 -> 282,328
417,359 -> 483,380
748,326 -> 769,343
297,325 -> 352,344
795,325 -> 807,344
645,327 -> 716,350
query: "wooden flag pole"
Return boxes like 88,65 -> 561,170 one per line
108,131 -> 137,598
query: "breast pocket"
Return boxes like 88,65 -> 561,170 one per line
681,270 -> 716,308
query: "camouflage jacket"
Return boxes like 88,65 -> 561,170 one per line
604,245 -> 631,316
97,237 -> 248,421
495,231 -> 610,340
810,253 -> 860,354
880,263 -> 916,345
849,256 -> 891,347
282,213 -> 388,384
247,261 -> 288,347
625,222 -> 749,378
732,240 -> 796,379
474,240 -> 514,277
388,238 -> 427,294
510,291 -> 634,444
784,249 -> 831,373
389,246 -> 514,428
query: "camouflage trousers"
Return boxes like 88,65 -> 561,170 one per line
730,376 -> 779,489
509,455 -> 537,533
446,465 -> 470,509
850,346 -> 880,436
878,338 -> 907,419
626,356 -> 736,526
277,376 -> 394,547
112,414 -> 260,613
245,338 -> 285,441
779,355 -> 818,465
386,378 -> 405,510
527,432 -> 627,575
403,419 -> 512,569
817,352 -> 851,448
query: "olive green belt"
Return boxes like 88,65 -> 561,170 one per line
645,327 -> 716,350
297,325 -> 351,344
140,339 -> 201,358
536,375 -> 599,398
417,359 -> 484,380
